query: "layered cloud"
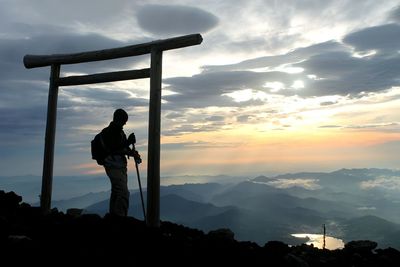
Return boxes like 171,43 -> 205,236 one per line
343,23 -> 400,54
254,178 -> 321,190
136,5 -> 218,35
360,176 -> 400,191
164,23 -> 400,108
389,5 -> 400,22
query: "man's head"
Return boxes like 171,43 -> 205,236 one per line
113,108 -> 128,126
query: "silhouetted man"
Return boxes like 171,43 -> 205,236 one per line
102,108 -> 141,216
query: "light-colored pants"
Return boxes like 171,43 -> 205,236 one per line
105,167 -> 129,216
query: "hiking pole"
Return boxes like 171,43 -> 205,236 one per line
128,133 -> 146,220
134,159 -> 146,220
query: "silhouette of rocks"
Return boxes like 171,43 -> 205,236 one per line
1,190 -> 400,266
264,240 -> 290,256
345,240 -> 378,252
0,190 -> 22,216
66,208 -> 83,217
285,253 -> 310,267
207,228 -> 235,241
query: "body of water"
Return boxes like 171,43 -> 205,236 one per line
292,233 -> 345,250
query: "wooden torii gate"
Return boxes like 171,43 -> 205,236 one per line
23,33 -> 203,227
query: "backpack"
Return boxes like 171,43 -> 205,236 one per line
91,131 -> 109,166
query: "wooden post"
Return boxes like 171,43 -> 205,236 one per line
57,68 -> 150,86
40,64 -> 60,213
147,48 -> 162,227
24,34 -> 203,68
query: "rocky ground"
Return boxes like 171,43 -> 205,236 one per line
1,190 -> 400,266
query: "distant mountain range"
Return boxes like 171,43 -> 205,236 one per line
0,174 -> 243,204
3,168 -> 400,248
4,189 -> 400,266
0,175 -> 110,203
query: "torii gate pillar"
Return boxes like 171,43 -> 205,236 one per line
147,48 -> 162,227
23,34 -> 203,228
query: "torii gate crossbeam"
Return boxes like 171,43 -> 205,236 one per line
23,34 -> 203,227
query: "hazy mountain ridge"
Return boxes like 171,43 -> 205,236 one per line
252,168 -> 400,223
3,168 -> 400,248
80,169 -> 400,248
0,175 -> 110,203
3,190 -> 400,266
0,174 -> 235,204
51,191 -> 110,211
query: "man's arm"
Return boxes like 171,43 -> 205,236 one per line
127,148 -> 142,164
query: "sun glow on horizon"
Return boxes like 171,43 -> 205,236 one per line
71,85 -> 400,177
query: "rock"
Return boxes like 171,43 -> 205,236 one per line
76,213 -> 102,224
376,247 -> 400,258
345,240 -> 378,252
207,228 -> 235,241
285,253 -> 310,267
8,235 -> 32,244
376,247 -> 400,264
66,208 -> 83,217
264,240 -> 290,255
0,190 -> 22,216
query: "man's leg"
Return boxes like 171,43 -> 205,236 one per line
105,167 -> 129,216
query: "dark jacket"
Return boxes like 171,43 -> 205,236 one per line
102,121 -> 128,153
101,121 -> 129,168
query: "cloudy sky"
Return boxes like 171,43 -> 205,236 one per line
1,0 -> 400,177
